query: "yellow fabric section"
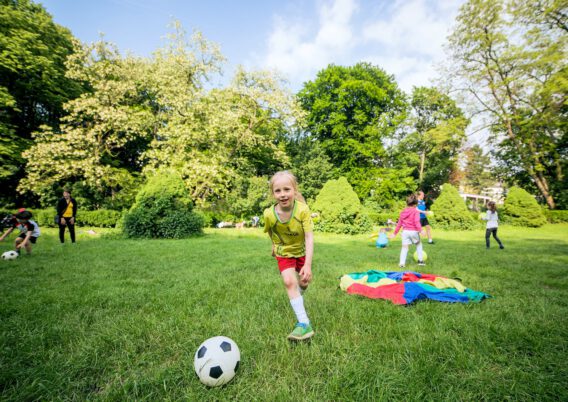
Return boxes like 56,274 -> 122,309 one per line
339,275 -> 397,291
418,277 -> 466,292
62,201 -> 74,218
263,200 -> 313,258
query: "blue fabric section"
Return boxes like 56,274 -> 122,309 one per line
403,283 -> 471,303
417,200 -> 426,219
347,270 -> 389,282
442,288 -> 491,302
384,271 -> 422,281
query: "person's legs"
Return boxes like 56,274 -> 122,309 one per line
281,268 -> 313,340
14,237 -> 22,254
415,241 -> 425,264
399,245 -> 409,267
425,225 -> 433,243
67,219 -> 76,243
59,222 -> 66,243
485,229 -> 491,248
492,228 -> 504,248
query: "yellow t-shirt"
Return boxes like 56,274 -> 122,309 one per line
263,200 -> 313,258
62,201 -> 74,218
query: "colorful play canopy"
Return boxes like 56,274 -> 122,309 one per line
340,270 -> 490,305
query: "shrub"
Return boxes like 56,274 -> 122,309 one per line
123,170 -> 204,238
502,187 -> 547,227
543,209 -> 568,223
430,184 -> 476,230
311,177 -> 372,234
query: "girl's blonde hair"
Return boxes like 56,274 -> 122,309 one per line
269,171 -> 298,193
268,170 -> 306,203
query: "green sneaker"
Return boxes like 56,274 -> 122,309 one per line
287,322 -> 314,341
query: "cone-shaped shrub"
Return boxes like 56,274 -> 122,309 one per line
123,170 -> 204,238
502,186 -> 547,227
430,183 -> 475,230
311,177 -> 372,234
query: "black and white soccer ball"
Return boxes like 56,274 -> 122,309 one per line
1,250 -> 18,260
194,336 -> 240,387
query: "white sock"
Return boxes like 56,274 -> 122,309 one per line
399,247 -> 408,266
416,243 -> 424,261
290,296 -> 309,324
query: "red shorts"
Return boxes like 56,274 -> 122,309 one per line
276,256 -> 306,273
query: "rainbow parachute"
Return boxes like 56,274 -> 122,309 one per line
340,270 -> 490,305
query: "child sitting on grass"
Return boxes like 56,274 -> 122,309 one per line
389,194 -> 425,267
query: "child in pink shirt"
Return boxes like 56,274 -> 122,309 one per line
390,194 -> 425,267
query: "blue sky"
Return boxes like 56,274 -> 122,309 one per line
39,0 -> 465,93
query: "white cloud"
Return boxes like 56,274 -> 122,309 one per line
257,0 -> 464,92
361,0 -> 463,91
261,0 -> 358,86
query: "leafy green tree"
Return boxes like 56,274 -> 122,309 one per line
297,62 -> 407,197
287,139 -> 335,202
445,0 -> 567,208
394,87 -> 468,193
366,167 -> 417,209
462,144 -> 492,192
0,0 -> 83,204
20,24 -> 225,209
430,183 -> 476,230
311,177 -> 372,234
224,175 -> 272,219
20,39 -> 157,209
502,186 -> 547,227
144,66 -> 302,204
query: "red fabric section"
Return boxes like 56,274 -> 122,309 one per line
276,256 -> 305,273
402,273 -> 442,282
346,283 -> 407,305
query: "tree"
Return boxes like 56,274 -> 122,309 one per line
445,0 -> 567,209
462,144 -> 492,192
286,138 -> 335,202
20,39 -> 158,209
144,66 -> 303,204
297,62 -> 408,197
20,24 -> 225,209
0,0 -> 83,204
394,87 -> 469,194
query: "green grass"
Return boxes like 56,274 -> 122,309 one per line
1,225 -> 567,401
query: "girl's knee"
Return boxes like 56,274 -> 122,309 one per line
282,274 -> 298,289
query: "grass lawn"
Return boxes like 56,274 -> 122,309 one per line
1,224 -> 567,401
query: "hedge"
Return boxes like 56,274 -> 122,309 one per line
543,209 -> 568,223
24,208 -> 121,228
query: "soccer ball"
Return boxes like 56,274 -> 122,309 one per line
413,250 -> 428,262
1,250 -> 18,260
194,336 -> 240,387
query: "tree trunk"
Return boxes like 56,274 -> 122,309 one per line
419,150 -> 425,184
533,173 -> 556,209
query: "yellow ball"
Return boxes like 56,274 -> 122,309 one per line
413,250 -> 428,262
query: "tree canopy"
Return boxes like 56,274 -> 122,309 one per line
446,0 -> 567,209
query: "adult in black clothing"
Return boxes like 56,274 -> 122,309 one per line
56,189 -> 77,243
